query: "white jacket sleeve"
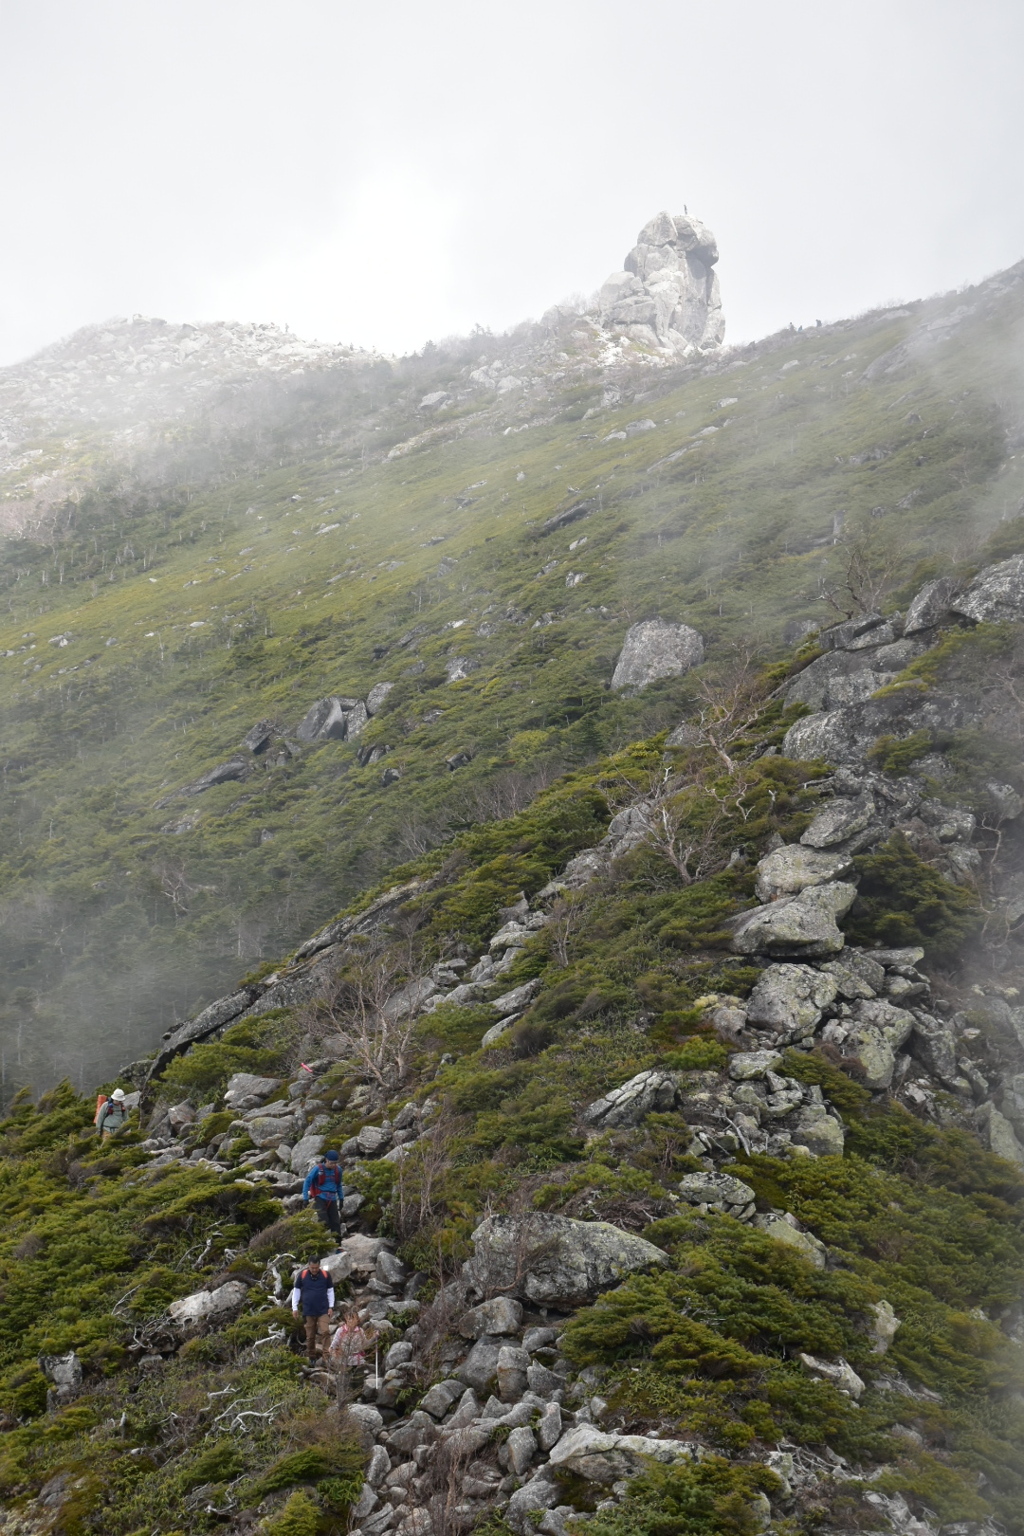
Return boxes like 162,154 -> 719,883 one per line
327,1286 -> 335,1309
290,1285 -> 301,1309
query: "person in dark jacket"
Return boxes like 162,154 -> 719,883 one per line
301,1150 -> 344,1241
290,1256 -> 335,1362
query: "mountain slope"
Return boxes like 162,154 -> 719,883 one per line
2,260 -> 1024,1093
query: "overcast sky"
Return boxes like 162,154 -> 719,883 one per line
2,0 -> 1023,366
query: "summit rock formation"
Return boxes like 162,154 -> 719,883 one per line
598,209 -> 724,355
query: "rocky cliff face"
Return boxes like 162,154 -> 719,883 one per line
598,210 -> 724,356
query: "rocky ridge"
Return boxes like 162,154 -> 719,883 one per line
84,557 -> 1024,1536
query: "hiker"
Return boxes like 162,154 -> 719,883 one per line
96,1088 -> 128,1139
328,1310 -> 372,1376
301,1149 -> 344,1240
291,1256 -> 335,1363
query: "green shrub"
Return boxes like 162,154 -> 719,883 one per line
663,1038 -> 730,1071
867,729 -> 933,774
260,1489 -> 321,1536
582,1455 -> 779,1536
845,833 -> 981,961
182,1439 -> 246,1490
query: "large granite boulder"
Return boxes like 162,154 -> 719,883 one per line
168,1280 -> 249,1331
746,963 -> 838,1033
611,619 -> 704,692
295,695 -> 361,742
598,210 -> 724,355
729,883 -> 857,958
951,556 -> 1024,625
904,577 -> 962,634
782,690 -> 976,765
463,1213 -> 668,1309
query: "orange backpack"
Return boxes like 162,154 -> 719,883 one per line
94,1094 -> 109,1125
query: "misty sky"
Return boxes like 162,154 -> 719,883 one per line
3,0 -> 1023,366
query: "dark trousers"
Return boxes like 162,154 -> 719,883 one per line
313,1196 -> 341,1238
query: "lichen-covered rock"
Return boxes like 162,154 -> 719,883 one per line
754,844 -> 852,900
730,884 -> 856,958
223,1072 -> 282,1106
464,1213 -> 668,1309
753,1214 -> 826,1267
582,1069 -> 680,1128
817,951 -> 885,998
798,1352 -> 865,1399
841,999 -> 916,1089
547,1423 -> 698,1482
951,556 -> 1024,625
977,1102 -> 1024,1167
789,1103 -> 845,1156
800,795 -> 877,848
678,1171 -> 756,1207
745,963 -> 839,1032
904,576 -> 962,634
728,1049 -> 783,1080
458,1296 -> 523,1339
168,1280 -> 249,1330
611,618 -> 704,692
247,1113 -> 300,1148
869,1300 -> 901,1354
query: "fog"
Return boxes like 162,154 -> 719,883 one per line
2,0 -> 1024,364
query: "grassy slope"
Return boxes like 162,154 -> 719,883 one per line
2,277 -> 1024,1092
0,666 -> 1021,1535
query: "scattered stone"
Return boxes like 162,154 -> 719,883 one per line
904,577 -> 962,634
678,1171 -> 756,1207
817,952 -> 885,999
168,1280 -> 249,1330
224,1073 -> 282,1106
800,796 -> 876,849
798,1352 -> 865,1399
789,1103 -> 845,1156
977,1102 -> 1024,1167
242,719 -> 274,752
869,1300 -> 901,1354
610,618 -> 705,692
39,1351 -> 82,1406
289,1133 -> 325,1172
490,979 -> 541,1014
497,1345 -> 531,1401
455,1338 -> 502,1394
753,1214 -> 826,1267
842,999 -> 916,1090
295,696 -> 359,742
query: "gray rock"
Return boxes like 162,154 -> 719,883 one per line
366,1445 -> 392,1487
753,1214 -> 826,1267
497,1345 -> 531,1402
168,1280 -> 249,1330
458,1296 -> 524,1339
506,1425 -> 538,1477
904,577 -> 962,634
345,701 -> 369,739
818,613 -> 888,651
167,1101 -> 196,1133
456,1338 -> 502,1394
39,1351 -> 83,1405
599,210 -> 724,354
678,1171 -> 755,1207
523,1326 -> 560,1353
728,1049 -> 784,1080
869,1300 -> 901,1354
289,1133 -> 325,1172
183,757 -> 251,795
490,979 -> 541,1014
339,1233 -> 390,1277
505,1477 -> 561,1535
789,1103 -> 845,1156
800,795 -> 876,848
842,999 -> 916,1089
754,844 -> 853,900
538,1402 -> 563,1451
527,1362 -> 565,1397
909,1013 -> 960,1085
481,1013 -> 520,1047
377,1250 -> 408,1288
248,1113 -> 300,1148
951,555 -> 1024,625
611,618 -> 704,692
977,1102 -> 1024,1167
730,884 -> 856,959
383,977 -> 439,1022
296,696 -> 359,742
782,689 -> 976,767
548,1424 -> 697,1483
798,1352 -> 865,1399
582,1069 -> 680,1129
420,1380 -> 464,1419
388,1411 -> 438,1455
817,952 -> 885,998
367,681 -> 395,715
242,719 -> 275,752
464,1213 -> 668,1310
224,1072 -> 282,1106
745,963 -> 839,1033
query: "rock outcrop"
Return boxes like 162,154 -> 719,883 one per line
598,211 -> 725,355
464,1213 -> 669,1308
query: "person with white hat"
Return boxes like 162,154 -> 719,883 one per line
96,1088 -> 128,1139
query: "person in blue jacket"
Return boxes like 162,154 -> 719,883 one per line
302,1149 -> 344,1241
291,1256 -> 335,1362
